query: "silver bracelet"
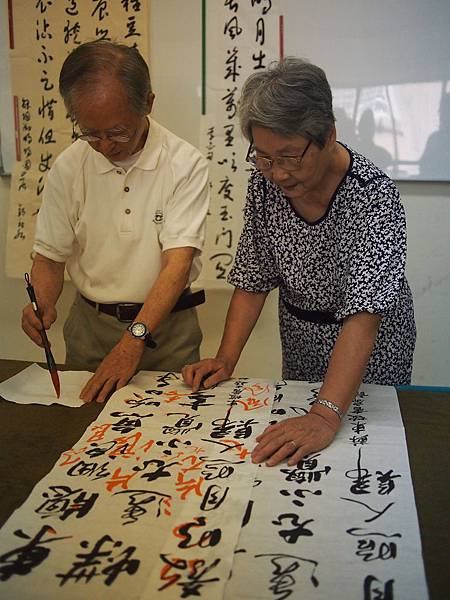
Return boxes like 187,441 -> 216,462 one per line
312,398 -> 344,420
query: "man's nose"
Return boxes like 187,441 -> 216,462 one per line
94,136 -> 116,153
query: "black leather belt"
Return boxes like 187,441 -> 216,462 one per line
81,288 -> 205,322
283,299 -> 342,325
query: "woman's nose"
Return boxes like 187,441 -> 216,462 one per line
270,162 -> 291,182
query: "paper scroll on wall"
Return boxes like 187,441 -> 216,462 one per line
0,371 -> 428,599
5,0 -> 149,277
198,2 -> 281,285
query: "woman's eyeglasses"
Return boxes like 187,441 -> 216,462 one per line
246,139 -> 312,172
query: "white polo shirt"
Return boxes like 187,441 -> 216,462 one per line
34,119 -> 209,303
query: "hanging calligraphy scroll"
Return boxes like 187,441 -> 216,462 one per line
0,372 -> 428,598
5,0 -> 149,277
199,1 -> 281,285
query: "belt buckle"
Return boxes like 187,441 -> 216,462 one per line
115,303 -> 137,323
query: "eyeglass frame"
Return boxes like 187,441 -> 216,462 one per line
246,138 -> 312,172
72,121 -> 137,144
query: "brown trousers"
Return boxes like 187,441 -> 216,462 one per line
63,293 -> 202,373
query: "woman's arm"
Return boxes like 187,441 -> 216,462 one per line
251,311 -> 381,466
182,287 -> 268,391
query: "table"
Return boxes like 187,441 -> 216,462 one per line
0,359 -> 448,598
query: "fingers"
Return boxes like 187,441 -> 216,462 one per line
255,421 -> 281,442
252,429 -> 300,466
22,305 -> 46,347
252,436 -> 310,467
181,360 -> 210,391
80,374 -> 119,404
182,359 -> 230,392
251,414 -> 338,467
22,303 -> 56,346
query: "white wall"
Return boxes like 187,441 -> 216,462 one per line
1,0 -> 449,385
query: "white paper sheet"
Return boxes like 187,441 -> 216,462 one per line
0,364 -> 91,407
225,381 -> 429,600
0,373 -> 274,599
0,374 -> 428,599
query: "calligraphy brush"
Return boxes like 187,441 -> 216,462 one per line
24,273 -> 61,398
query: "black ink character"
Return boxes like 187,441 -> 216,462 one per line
376,470 -> 401,495
0,526 -> 70,581
272,514 -> 314,544
200,484 -> 229,511
35,486 -> 98,521
56,535 -> 139,586
363,574 -> 394,599
114,489 -> 172,524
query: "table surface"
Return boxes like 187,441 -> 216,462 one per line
0,359 -> 449,599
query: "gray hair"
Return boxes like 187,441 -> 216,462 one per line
59,40 -> 152,118
238,57 -> 335,148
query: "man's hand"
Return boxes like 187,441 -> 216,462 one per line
182,357 -> 234,392
251,412 -> 340,467
22,302 -> 57,347
80,336 -> 144,403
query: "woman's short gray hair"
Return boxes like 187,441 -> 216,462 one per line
59,40 -> 152,118
238,57 -> 335,148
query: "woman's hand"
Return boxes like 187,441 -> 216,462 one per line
251,411 -> 340,467
182,357 -> 234,392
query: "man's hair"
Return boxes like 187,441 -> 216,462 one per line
238,57 -> 335,148
59,40 -> 152,118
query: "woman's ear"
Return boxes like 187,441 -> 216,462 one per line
328,125 -> 337,145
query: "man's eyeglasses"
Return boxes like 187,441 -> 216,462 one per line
72,122 -> 135,143
246,139 -> 312,172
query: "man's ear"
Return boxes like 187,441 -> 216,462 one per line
146,92 -> 155,115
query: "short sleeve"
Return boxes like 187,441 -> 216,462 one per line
336,180 -> 408,321
159,149 -> 209,253
33,155 -> 78,263
228,172 -> 279,292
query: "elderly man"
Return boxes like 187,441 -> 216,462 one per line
22,40 -> 209,403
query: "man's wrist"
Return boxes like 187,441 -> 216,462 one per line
126,321 -> 157,348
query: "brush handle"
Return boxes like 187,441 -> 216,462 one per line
24,273 -> 60,398
24,273 -> 57,364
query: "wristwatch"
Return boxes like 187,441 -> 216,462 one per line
127,322 -> 157,348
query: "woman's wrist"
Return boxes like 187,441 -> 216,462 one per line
214,353 -> 237,374
312,398 -> 344,420
309,398 -> 343,429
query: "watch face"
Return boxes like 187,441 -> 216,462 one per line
131,322 -> 147,338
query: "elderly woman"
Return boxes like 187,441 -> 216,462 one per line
182,58 -> 416,466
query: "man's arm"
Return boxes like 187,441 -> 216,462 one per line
182,287 -> 268,391
80,246 -> 196,403
22,253 -> 66,347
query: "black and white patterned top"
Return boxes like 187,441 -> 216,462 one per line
228,144 -> 416,385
